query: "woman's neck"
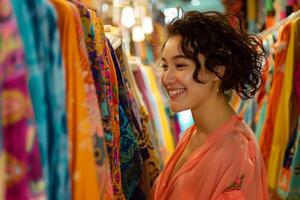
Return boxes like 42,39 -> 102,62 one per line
191,95 -> 236,136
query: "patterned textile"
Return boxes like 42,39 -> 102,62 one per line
10,0 -> 49,195
254,35 -> 275,141
24,0 -> 69,199
70,3 -> 113,199
115,46 -> 161,199
268,19 -> 299,190
50,0 -> 101,199
107,41 -> 143,199
259,23 -> 291,169
277,116 -> 300,198
73,3 -> 125,198
139,66 -> 175,162
0,3 -> 4,198
0,0 -> 45,199
101,35 -> 124,199
10,0 -> 70,198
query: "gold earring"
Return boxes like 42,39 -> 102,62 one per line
217,87 -> 219,93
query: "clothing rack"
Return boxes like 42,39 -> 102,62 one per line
258,9 -> 300,38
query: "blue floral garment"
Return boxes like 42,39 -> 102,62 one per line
106,40 -> 143,199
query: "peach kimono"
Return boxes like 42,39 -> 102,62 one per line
152,116 -> 269,200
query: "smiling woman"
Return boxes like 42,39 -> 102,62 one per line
151,9 -> 269,200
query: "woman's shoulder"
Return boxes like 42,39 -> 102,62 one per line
216,119 -> 260,165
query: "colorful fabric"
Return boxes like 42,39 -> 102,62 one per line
152,116 -> 269,200
24,0 -> 69,199
140,66 -> 174,162
101,35 -> 124,198
277,115 -> 300,198
133,68 -> 161,140
11,0 -> 70,198
259,23 -> 291,168
50,1 -> 101,199
107,41 -> 143,199
115,46 -> 161,198
295,22 -> 300,114
10,0 -> 50,195
0,3 -> 4,197
70,3 -> 113,199
0,0 -> 46,199
73,2 -> 124,198
254,35 -> 275,141
268,19 -> 299,190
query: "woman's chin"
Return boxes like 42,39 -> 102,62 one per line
169,104 -> 187,113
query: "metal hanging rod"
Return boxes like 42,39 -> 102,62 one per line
258,9 -> 300,38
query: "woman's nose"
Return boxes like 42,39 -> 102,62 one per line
161,67 -> 176,85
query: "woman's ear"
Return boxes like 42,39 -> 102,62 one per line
213,65 -> 225,81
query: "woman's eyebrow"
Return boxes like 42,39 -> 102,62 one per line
172,55 -> 188,60
161,55 -> 188,62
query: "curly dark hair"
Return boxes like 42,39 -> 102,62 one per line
165,9 -> 266,99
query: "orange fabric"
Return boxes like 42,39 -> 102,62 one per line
266,16 -> 275,28
70,5 -> 113,199
51,1 -> 101,199
259,23 -> 292,168
152,116 -> 269,200
267,19 -> 299,190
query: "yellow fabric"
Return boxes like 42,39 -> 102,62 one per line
141,66 -> 174,161
78,0 -> 98,10
267,19 -> 299,190
0,153 -> 5,200
50,0 -> 100,199
247,0 -> 256,21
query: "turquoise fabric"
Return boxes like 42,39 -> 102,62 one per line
277,116 -> 300,199
11,0 -> 70,199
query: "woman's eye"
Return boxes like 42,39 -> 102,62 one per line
176,64 -> 187,68
160,64 -> 168,70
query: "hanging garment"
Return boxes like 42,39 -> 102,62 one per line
152,116 -> 269,200
10,0 -> 70,198
0,3 -> 4,197
294,20 -> 300,113
114,46 -> 162,198
133,68 -> 165,150
255,35 -> 275,141
277,116 -> 300,198
72,2 -> 124,198
70,4 -> 113,199
133,67 -> 156,122
268,19 -> 299,190
50,1 -> 101,199
140,66 -> 175,162
10,0 -> 50,196
91,12 -> 126,199
0,139 -> 3,200
0,0 -> 46,199
259,22 -> 292,168
24,0 -> 69,198
107,40 -> 144,199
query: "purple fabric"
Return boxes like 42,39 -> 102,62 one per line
133,69 -> 155,121
295,62 -> 300,114
0,1 -> 45,199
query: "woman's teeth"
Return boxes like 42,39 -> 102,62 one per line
169,88 -> 186,97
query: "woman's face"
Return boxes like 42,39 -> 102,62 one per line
161,35 -> 219,112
